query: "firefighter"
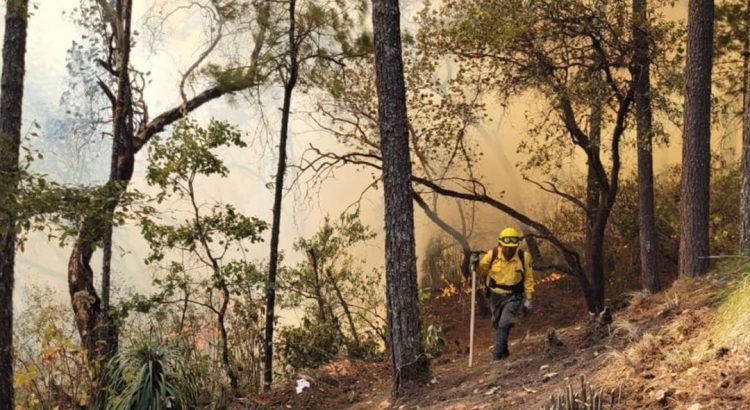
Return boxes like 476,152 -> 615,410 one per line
470,227 -> 534,360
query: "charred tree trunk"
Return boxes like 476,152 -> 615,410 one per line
263,0 -> 298,390
633,0 -> 661,292
0,0 -> 29,407
740,0 -> 750,252
679,0 -> 714,278
372,0 -> 430,396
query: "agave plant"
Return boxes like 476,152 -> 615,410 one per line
105,339 -> 196,410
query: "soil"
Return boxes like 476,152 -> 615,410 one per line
247,276 -> 750,409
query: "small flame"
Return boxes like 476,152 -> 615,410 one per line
537,272 -> 565,285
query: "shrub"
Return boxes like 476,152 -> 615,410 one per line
278,318 -> 342,372
106,338 -> 196,410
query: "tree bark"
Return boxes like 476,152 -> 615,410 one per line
586,98 -> 602,228
740,0 -> 750,252
587,209 -> 609,313
584,87 -> 607,313
0,0 -> 29,407
632,0 -> 661,292
219,286 -> 239,390
263,0 -> 298,391
372,0 -> 430,396
679,0 -> 714,278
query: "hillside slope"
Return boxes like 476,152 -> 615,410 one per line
255,268 -> 750,409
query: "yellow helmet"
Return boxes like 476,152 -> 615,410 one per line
498,227 -> 520,247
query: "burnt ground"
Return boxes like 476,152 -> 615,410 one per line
246,275 -> 750,409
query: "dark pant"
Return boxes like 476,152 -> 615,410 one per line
490,292 -> 522,358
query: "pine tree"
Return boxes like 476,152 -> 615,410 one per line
0,0 -> 30,407
371,0 -> 430,396
633,0 -> 660,291
679,0 -> 714,278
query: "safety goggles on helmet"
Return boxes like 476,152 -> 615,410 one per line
499,236 -> 519,245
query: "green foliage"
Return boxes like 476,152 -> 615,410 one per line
141,119 -> 267,268
278,318 -> 342,371
712,0 -> 748,130
0,130 -> 152,250
714,1 -> 748,98
146,119 -> 246,199
279,211 -> 385,370
417,0 -> 683,171
106,339 -> 196,410
543,159 -> 742,294
115,118 -> 268,395
18,180 -> 153,249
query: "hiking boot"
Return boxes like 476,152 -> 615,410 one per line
492,351 -> 509,361
493,325 -> 511,360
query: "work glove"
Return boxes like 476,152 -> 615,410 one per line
469,252 -> 480,267
522,299 -> 533,313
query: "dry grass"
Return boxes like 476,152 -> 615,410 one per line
714,271 -> 750,349
623,289 -> 649,310
610,318 -> 642,342
590,264 -> 750,409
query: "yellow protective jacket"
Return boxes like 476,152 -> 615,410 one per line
477,247 -> 535,299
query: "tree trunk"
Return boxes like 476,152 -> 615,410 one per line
586,211 -> 608,313
586,97 -> 602,227
69,1 -> 134,405
740,0 -> 750,252
679,0 -> 714,278
263,0 -> 298,391
633,0 -> 661,292
219,286 -> 239,390
524,234 -> 543,262
372,0 -> 430,396
584,90 -> 605,313
325,267 -> 361,346
0,0 -> 29,407
307,249 -> 328,323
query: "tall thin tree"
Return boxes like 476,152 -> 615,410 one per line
0,0 -> 30,407
100,0 -> 133,314
263,0 -> 299,391
740,0 -> 750,252
371,0 -> 430,396
632,0 -> 660,291
679,0 -> 714,278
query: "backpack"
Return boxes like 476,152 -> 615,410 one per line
484,247 -> 526,296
